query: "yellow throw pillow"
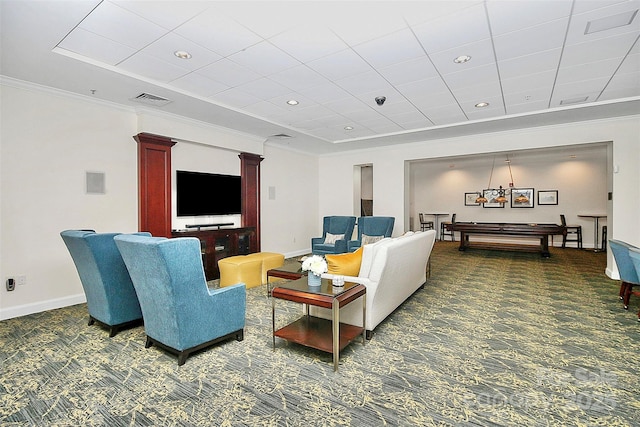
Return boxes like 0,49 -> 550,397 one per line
326,246 -> 363,276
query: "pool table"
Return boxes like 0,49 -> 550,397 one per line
446,222 -> 565,257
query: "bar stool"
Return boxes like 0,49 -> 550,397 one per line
419,213 -> 434,231
440,213 -> 456,241
560,214 -> 582,249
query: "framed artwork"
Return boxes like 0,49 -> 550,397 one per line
538,190 -> 558,205
465,192 -> 481,206
481,189 -> 505,208
511,188 -> 535,208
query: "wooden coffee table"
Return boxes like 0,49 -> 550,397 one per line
271,277 -> 366,372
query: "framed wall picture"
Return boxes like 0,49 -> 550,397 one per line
538,190 -> 558,205
510,188 -> 535,208
482,189 -> 505,208
465,192 -> 481,206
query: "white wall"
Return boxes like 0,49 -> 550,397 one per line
1,83 -> 139,319
409,143 -> 609,247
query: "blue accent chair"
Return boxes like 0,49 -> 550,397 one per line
60,230 -> 148,336
348,216 -> 395,251
625,245 -> 640,321
114,234 -> 246,365
311,216 -> 356,255
609,239 -> 640,311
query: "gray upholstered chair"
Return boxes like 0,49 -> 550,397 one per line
60,230 -> 148,336
609,239 -> 640,312
348,216 -> 395,251
311,216 -> 356,255
114,234 -> 246,365
624,245 -> 640,321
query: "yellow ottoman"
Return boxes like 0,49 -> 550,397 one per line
247,252 -> 285,284
218,256 -> 262,289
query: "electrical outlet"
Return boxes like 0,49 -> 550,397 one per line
16,276 -> 26,286
6,278 -> 15,291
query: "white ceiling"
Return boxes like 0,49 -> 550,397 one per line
1,0 -> 639,154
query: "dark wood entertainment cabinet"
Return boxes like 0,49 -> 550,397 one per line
172,227 -> 257,281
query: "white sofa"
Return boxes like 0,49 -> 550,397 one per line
312,229 -> 436,338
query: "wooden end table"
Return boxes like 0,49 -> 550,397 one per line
266,262 -> 306,296
271,277 -> 366,372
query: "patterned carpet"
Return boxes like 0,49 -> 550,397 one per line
1,242 -> 639,426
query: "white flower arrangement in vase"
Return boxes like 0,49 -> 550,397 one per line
301,255 -> 328,277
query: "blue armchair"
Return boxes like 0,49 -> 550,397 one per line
311,216 -> 356,255
625,245 -> 640,321
609,239 -> 640,310
114,234 -> 246,365
348,216 -> 395,251
60,230 -> 148,336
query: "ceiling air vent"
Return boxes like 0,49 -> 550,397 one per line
270,133 -> 293,139
131,93 -> 172,107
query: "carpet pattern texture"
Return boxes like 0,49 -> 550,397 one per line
1,242 -> 639,426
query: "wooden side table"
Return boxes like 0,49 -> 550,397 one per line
271,277 -> 366,372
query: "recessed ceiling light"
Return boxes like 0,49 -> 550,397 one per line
475,102 -> 489,108
174,50 -> 192,59
454,55 -> 471,64
286,100 -> 299,106
344,126 -> 354,131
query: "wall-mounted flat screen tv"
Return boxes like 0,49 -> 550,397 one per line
176,170 -> 242,216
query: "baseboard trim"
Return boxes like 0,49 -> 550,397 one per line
0,293 -> 86,321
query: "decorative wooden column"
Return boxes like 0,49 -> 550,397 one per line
239,153 -> 263,250
134,133 -> 176,237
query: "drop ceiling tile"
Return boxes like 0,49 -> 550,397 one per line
403,1 -> 481,27
498,49 -> 562,80
572,0 -> 631,15
486,0 -> 572,35
465,105 -> 506,121
504,86 -> 553,106
335,71 -> 393,96
269,25 -> 348,63
358,117 -> 403,133
459,95 -> 505,113
298,82 -> 352,104
229,41 -> 300,77
378,56 -> 439,86
616,52 -> 640,75
441,63 -> 500,91
174,8 -> 263,57
551,76 -> 612,103
502,70 -> 557,95
197,59 -> 261,87
140,32 -> 222,70
268,65 -> 329,92
507,100 -> 550,115
171,73 -> 229,97
422,105 -> 468,125
386,109 -> 428,124
566,1 -> 640,45
267,93 -> 315,110
353,28 -> 426,69
413,3 -> 490,54
556,57 -> 626,86
243,100 -> 290,118
340,108 -> 385,123
560,32 -> 640,67
328,3 -> 410,46
307,49 -> 373,81
118,52 -> 190,83
78,1 -> 167,50
211,88 -> 262,109
113,0 -> 210,30
451,81 -> 503,103
235,78 -> 291,101
323,96 -> 370,114
397,77 -> 450,100
409,90 -> 461,112
57,27 -> 136,66
493,19 -> 569,60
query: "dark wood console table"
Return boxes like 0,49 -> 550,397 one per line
448,222 -> 564,258
171,227 -> 257,280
